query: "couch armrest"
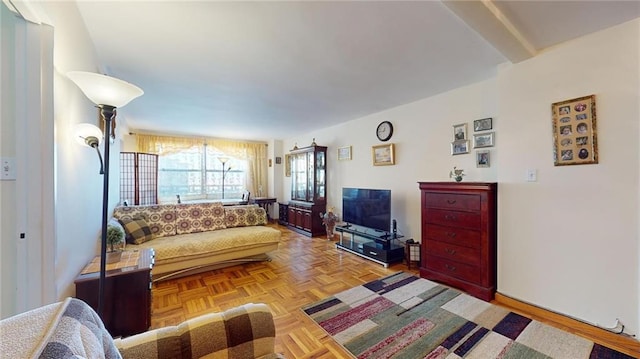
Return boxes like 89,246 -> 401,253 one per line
114,326 -> 181,359
115,303 -> 278,359
179,303 -> 277,358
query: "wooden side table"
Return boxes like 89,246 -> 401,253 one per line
75,249 -> 154,337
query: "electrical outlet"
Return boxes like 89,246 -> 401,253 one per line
526,169 -> 537,182
1,157 -> 16,180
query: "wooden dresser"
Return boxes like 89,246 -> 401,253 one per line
418,182 -> 497,301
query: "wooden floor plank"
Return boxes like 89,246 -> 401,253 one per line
150,224 -> 639,358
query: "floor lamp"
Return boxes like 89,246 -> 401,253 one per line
68,71 -> 143,317
219,157 -> 231,199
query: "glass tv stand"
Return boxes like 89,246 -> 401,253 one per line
335,225 -> 404,267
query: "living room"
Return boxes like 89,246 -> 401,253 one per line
1,1 -> 639,357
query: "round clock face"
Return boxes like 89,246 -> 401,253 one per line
376,121 -> 393,141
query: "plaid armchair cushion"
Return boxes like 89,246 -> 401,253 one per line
115,303 -> 282,359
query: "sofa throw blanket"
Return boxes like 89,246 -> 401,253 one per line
37,298 -> 121,359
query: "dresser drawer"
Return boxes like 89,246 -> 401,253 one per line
425,208 -> 480,229
424,193 -> 480,212
424,224 -> 480,248
424,240 -> 480,266
425,255 -> 480,283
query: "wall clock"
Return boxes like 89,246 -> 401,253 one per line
376,121 -> 394,141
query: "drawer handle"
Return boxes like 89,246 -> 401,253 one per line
446,232 -> 457,238
447,200 -> 457,204
445,264 -> 457,272
445,248 -> 457,255
444,215 -> 457,221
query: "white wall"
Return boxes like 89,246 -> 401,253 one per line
41,1 -> 124,300
1,1 -> 19,317
283,79 -> 498,242
283,19 -> 639,335
497,19 -> 639,335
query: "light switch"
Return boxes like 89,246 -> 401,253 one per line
526,169 -> 537,182
1,157 -> 16,180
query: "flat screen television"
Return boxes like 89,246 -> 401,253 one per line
342,188 -> 391,233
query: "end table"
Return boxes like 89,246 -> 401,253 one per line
75,248 -> 154,337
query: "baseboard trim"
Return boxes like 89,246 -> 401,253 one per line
493,292 -> 639,357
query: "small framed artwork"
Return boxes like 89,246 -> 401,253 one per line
476,150 -> 490,168
473,132 -> 495,148
337,146 -> 352,161
453,123 -> 467,141
284,154 -> 291,177
372,143 -> 395,166
474,117 -> 493,132
275,156 -> 282,164
551,94 -> 598,166
451,140 -> 469,155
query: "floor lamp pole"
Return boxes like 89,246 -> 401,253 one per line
98,105 -> 115,318
221,162 -> 226,199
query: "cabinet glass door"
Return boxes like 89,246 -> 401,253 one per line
315,150 -> 325,201
306,152 -> 314,201
293,153 -> 307,200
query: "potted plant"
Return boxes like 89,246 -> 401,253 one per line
449,166 -> 465,182
106,224 -> 125,263
320,208 -> 339,240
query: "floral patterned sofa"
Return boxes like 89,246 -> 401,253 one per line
112,203 -> 280,281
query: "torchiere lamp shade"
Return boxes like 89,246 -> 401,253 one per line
67,71 -> 143,107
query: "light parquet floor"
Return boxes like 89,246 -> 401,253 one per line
151,225 -> 414,358
150,224 -> 639,358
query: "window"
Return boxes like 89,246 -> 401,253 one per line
157,145 -> 247,202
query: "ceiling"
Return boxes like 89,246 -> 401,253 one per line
70,1 -> 639,141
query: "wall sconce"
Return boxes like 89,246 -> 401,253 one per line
68,71 -> 143,318
74,123 -> 105,174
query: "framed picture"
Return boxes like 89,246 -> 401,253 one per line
372,143 -> 395,166
551,94 -> 598,166
284,154 -> 291,177
474,117 -> 493,132
473,132 -> 495,148
275,156 -> 282,164
337,146 -> 352,161
453,123 -> 467,141
450,140 -> 469,155
476,150 -> 490,168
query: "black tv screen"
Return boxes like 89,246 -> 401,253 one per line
342,188 -> 391,232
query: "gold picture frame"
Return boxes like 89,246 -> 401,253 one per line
372,143 -> 395,166
337,146 -> 352,161
551,94 -> 598,166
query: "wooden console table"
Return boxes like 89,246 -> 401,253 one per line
75,248 -> 154,337
253,197 -> 277,221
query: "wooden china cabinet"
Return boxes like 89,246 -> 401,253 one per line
287,145 -> 327,237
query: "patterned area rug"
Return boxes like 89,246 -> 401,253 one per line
302,272 -> 633,359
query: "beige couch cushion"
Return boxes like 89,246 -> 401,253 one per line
175,202 -> 226,234
114,204 -> 177,238
225,205 -> 268,228
128,226 -> 280,263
